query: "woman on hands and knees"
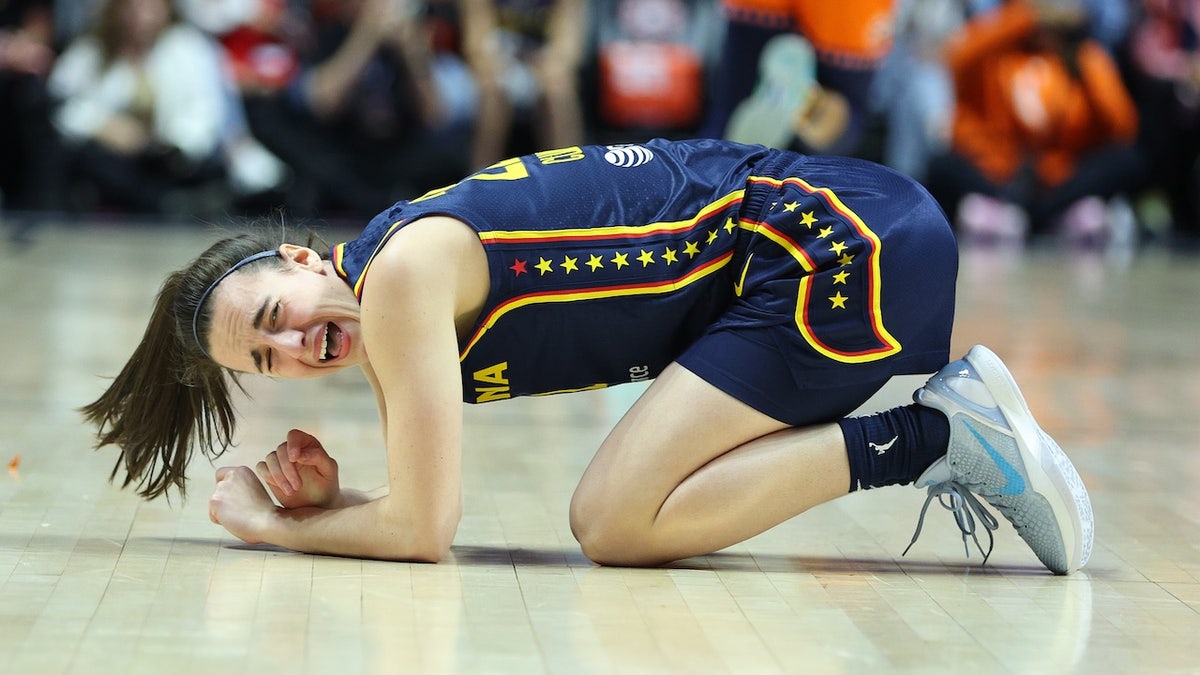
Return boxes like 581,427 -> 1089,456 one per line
83,138 -> 1093,573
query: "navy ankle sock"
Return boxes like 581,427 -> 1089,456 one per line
838,404 -> 951,492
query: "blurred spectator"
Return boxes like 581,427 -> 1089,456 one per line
422,0 -> 479,131
1082,0 -> 1132,52
222,0 -> 465,217
699,0 -> 897,156
924,0 -> 1142,245
459,0 -> 586,169
870,0 -> 967,181
54,0 -> 104,43
47,0 -> 233,216
871,0 -> 1125,183
592,0 -> 718,138
178,0 -> 302,94
1127,0 -> 1200,243
177,0 -> 296,207
0,0 -> 62,213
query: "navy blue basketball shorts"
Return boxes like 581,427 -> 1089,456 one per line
675,154 -> 959,427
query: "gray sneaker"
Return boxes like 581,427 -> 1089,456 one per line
907,345 -> 1094,575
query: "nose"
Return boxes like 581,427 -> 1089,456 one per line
265,329 -> 306,359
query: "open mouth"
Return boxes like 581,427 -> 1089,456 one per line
318,322 -> 345,362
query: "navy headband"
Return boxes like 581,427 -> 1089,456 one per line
191,250 -> 279,359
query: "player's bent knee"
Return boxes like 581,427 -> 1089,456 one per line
568,493 -> 606,558
570,504 -> 660,566
570,473 -> 668,566
574,522 -> 655,567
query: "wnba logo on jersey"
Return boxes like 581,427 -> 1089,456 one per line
473,362 -> 511,402
604,145 -> 655,168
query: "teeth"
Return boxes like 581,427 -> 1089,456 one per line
320,324 -> 329,361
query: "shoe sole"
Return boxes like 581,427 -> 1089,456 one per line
724,34 -> 816,147
960,345 -> 1094,573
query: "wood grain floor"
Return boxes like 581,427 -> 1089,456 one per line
2,219 -> 1198,674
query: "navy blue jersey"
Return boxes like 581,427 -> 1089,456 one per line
332,139 -> 957,420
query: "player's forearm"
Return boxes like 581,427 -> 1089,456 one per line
266,493 -> 460,562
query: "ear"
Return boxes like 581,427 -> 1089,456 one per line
278,244 -> 325,273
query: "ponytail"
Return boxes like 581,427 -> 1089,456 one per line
80,270 -> 241,498
80,228 -> 325,499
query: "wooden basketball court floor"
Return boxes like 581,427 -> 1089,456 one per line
1,218 -> 1198,674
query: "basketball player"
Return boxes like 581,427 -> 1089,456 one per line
82,138 -> 1093,574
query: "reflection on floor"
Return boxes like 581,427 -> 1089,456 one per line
2,220 -> 1198,673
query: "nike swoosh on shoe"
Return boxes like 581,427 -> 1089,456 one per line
963,419 -> 1026,496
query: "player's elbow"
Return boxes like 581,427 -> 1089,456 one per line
397,505 -> 462,563
402,540 -> 452,564
409,526 -> 457,563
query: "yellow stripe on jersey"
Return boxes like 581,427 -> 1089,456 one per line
460,251 -> 736,361
475,191 -> 745,243
347,219 -> 407,300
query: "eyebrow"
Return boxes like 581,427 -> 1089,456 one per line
253,299 -> 269,330
250,298 -> 270,373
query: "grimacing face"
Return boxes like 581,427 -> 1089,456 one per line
204,246 -> 365,379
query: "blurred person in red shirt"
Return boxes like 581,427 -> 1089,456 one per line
189,0 -> 465,217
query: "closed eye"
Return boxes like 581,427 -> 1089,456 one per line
267,303 -> 280,373
251,300 -> 281,374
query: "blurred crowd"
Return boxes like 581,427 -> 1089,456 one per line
1,0 -> 1198,248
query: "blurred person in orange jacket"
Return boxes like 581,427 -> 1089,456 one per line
925,0 -> 1143,245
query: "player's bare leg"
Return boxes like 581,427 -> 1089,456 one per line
569,362 -> 851,566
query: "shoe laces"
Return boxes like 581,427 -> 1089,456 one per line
903,481 -> 1000,564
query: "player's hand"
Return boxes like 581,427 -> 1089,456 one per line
254,429 -> 341,510
209,465 -> 278,544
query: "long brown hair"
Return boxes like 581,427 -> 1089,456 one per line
80,229 -> 324,500
91,0 -> 180,67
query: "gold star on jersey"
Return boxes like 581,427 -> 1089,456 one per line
744,175 -> 899,362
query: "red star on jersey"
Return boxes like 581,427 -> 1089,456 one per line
510,259 -> 528,276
